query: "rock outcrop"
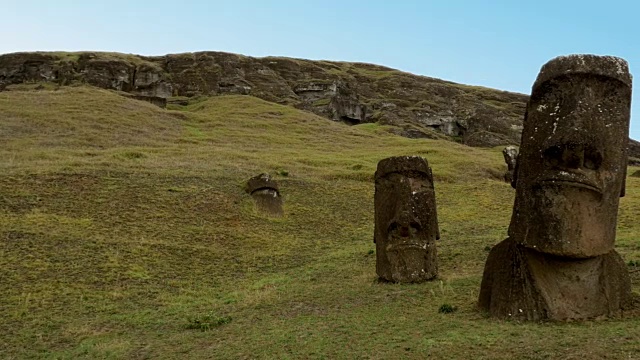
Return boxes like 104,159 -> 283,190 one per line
1,50 -> 637,155
0,52 -> 172,102
0,51 -> 527,147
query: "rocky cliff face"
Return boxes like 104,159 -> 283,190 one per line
0,51 -> 531,147
4,51 -> 638,158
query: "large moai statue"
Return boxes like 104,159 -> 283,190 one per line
479,55 -> 633,320
502,145 -> 518,185
245,173 -> 283,217
374,156 -> 440,283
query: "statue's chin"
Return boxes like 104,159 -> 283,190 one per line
517,186 -> 612,257
385,240 -> 434,282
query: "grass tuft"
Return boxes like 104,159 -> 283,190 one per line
438,304 -> 458,314
186,313 -> 232,331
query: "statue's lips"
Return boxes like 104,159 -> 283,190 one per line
537,171 -> 602,194
387,243 -> 426,251
250,187 -> 280,196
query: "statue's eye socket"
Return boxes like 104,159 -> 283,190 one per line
543,144 -> 603,170
543,145 -> 562,167
584,148 -> 603,170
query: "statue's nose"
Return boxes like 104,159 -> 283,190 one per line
388,208 -> 421,237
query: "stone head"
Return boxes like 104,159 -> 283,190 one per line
503,146 -> 518,171
509,55 -> 632,258
246,173 -> 282,217
503,145 -> 519,185
245,173 -> 280,196
374,156 -> 439,282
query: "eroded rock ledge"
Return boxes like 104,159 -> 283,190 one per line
16,51 -> 640,151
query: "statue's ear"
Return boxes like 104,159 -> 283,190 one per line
621,164 -> 627,197
511,154 -> 519,189
430,167 -> 441,240
428,167 -> 435,186
511,109 -> 527,190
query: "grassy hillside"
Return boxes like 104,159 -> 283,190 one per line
1,85 -> 639,359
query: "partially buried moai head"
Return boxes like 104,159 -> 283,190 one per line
502,145 -> 519,185
509,55 -> 632,258
245,173 -> 283,217
502,146 -> 518,171
374,156 -> 439,282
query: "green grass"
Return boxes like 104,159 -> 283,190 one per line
0,86 -> 639,359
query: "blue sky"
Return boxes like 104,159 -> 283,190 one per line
3,0 -> 640,139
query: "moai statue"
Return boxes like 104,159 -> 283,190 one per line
479,55 -> 633,320
502,145 -> 518,185
374,156 -> 440,283
245,173 -> 283,217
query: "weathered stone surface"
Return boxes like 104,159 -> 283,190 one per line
479,54 -> 633,321
245,173 -> 283,217
0,52 -> 172,102
418,115 -> 467,136
388,126 -> 444,140
293,81 -> 368,125
374,156 -> 439,283
134,64 -> 173,98
463,130 -> 514,148
511,55 -> 630,257
78,53 -> 135,91
120,93 -> 167,108
328,85 -> 367,125
3,51 -> 639,154
0,51 -> 527,146
479,238 -> 631,320
502,145 -> 518,184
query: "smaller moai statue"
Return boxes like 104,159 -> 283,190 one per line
245,173 -> 283,217
479,55 -> 633,321
374,156 -> 440,283
502,145 -> 518,185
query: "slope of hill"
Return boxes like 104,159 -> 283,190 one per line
1,85 -> 639,359
0,51 -> 528,147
